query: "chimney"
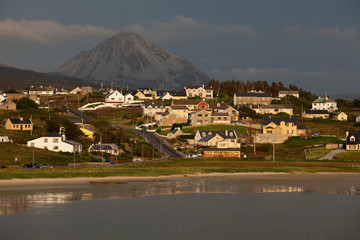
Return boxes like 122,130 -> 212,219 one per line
20,117 -> 23,121
225,130 -> 228,136
62,134 -> 66,141
346,131 -> 349,137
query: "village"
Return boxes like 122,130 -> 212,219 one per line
0,81 -> 360,169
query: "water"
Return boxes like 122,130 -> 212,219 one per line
1,174 -> 360,239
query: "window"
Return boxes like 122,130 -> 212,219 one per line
44,138 -> 48,143
350,136 -> 355,142
31,143 -> 35,147
53,138 -> 59,143
53,146 -> 59,150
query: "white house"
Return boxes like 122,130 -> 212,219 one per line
27,132 -> 82,153
105,90 -> 124,104
184,85 -> 213,99
0,136 -> 10,142
312,96 -> 338,112
143,103 -> 166,117
278,91 -> 299,98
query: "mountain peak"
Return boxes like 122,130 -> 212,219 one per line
54,32 -> 209,90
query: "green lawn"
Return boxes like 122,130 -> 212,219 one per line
306,149 -> 332,159
335,151 -> 360,160
284,136 -> 343,148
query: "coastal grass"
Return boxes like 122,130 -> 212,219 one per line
335,151 -> 360,160
1,158 -> 360,179
306,149 -> 333,159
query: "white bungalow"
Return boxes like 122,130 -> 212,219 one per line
27,132 -> 82,153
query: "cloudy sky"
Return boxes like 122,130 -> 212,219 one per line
0,0 -> 359,94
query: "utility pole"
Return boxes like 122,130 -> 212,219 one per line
253,133 -> 256,155
100,136 -> 104,165
73,146 -> 76,168
32,147 -> 35,167
142,144 -> 144,161
273,141 -> 275,162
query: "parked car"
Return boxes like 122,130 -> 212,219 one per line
0,164 -> 6,168
105,159 -> 115,164
23,163 -> 39,168
39,163 -> 54,169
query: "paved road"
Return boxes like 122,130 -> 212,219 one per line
139,131 -> 185,158
319,149 -> 345,160
67,108 -> 94,121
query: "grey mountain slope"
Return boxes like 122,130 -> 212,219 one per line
54,32 -> 209,90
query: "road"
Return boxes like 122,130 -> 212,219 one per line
67,108 -> 94,121
139,131 -> 185,158
319,149 -> 345,160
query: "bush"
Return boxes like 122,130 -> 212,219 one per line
16,98 -> 38,109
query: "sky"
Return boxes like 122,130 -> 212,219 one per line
0,0 -> 359,94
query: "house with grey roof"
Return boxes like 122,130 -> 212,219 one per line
88,143 -> 120,155
346,131 -> 360,151
234,91 -> 272,106
312,96 -> 338,112
27,132 -> 82,153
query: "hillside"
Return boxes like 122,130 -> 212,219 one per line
0,66 -> 99,90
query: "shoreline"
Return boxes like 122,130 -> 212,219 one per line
0,172 -> 359,187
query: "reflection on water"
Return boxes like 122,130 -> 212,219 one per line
0,176 -> 359,215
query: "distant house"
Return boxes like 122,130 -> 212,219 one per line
197,133 -> 225,147
335,112 -> 348,121
172,99 -> 203,111
262,118 -> 306,136
302,110 -> 329,119
356,114 -> 360,123
28,86 -> 56,95
81,86 -> 93,95
207,102 -> 229,112
70,87 -> 82,94
211,112 -> 231,125
346,131 -> 360,151
88,143 -> 120,155
105,90 -> 124,104
194,130 -> 238,146
0,100 -> 16,110
312,96 -> 338,112
156,113 -> 187,126
191,110 -> 212,125
220,106 -> 239,121
159,91 -> 187,100
169,105 -> 189,119
143,103 -> 166,117
5,118 -> 33,131
27,132 -> 82,153
278,90 -> 299,98
184,85 -> 213,99
0,136 -> 10,142
256,104 -> 293,116
234,91 -> 272,106
167,127 -> 184,139
202,148 -> 241,158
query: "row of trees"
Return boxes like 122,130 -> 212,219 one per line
207,79 -> 315,100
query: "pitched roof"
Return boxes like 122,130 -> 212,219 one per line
144,103 -> 164,108
171,105 -> 188,110
9,118 -> 32,124
262,118 -> 297,126
172,99 -> 203,105
64,140 -> 82,146
44,132 -> 62,137
202,148 -> 241,151
235,92 -> 272,97
198,134 -> 222,142
207,102 -> 228,110
197,130 -> 237,139
346,131 -> 360,145
261,104 -> 293,109
313,97 -> 336,103
91,143 -> 118,150
304,110 -> 329,114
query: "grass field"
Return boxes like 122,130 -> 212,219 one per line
1,158 -> 360,179
306,149 -> 332,159
335,151 -> 360,160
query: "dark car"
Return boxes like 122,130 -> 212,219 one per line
105,159 -> 115,164
23,163 -> 39,168
39,163 -> 54,169
0,164 -> 6,168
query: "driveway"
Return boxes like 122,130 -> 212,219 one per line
319,149 -> 345,160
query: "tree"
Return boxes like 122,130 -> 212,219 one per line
16,97 -> 38,109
